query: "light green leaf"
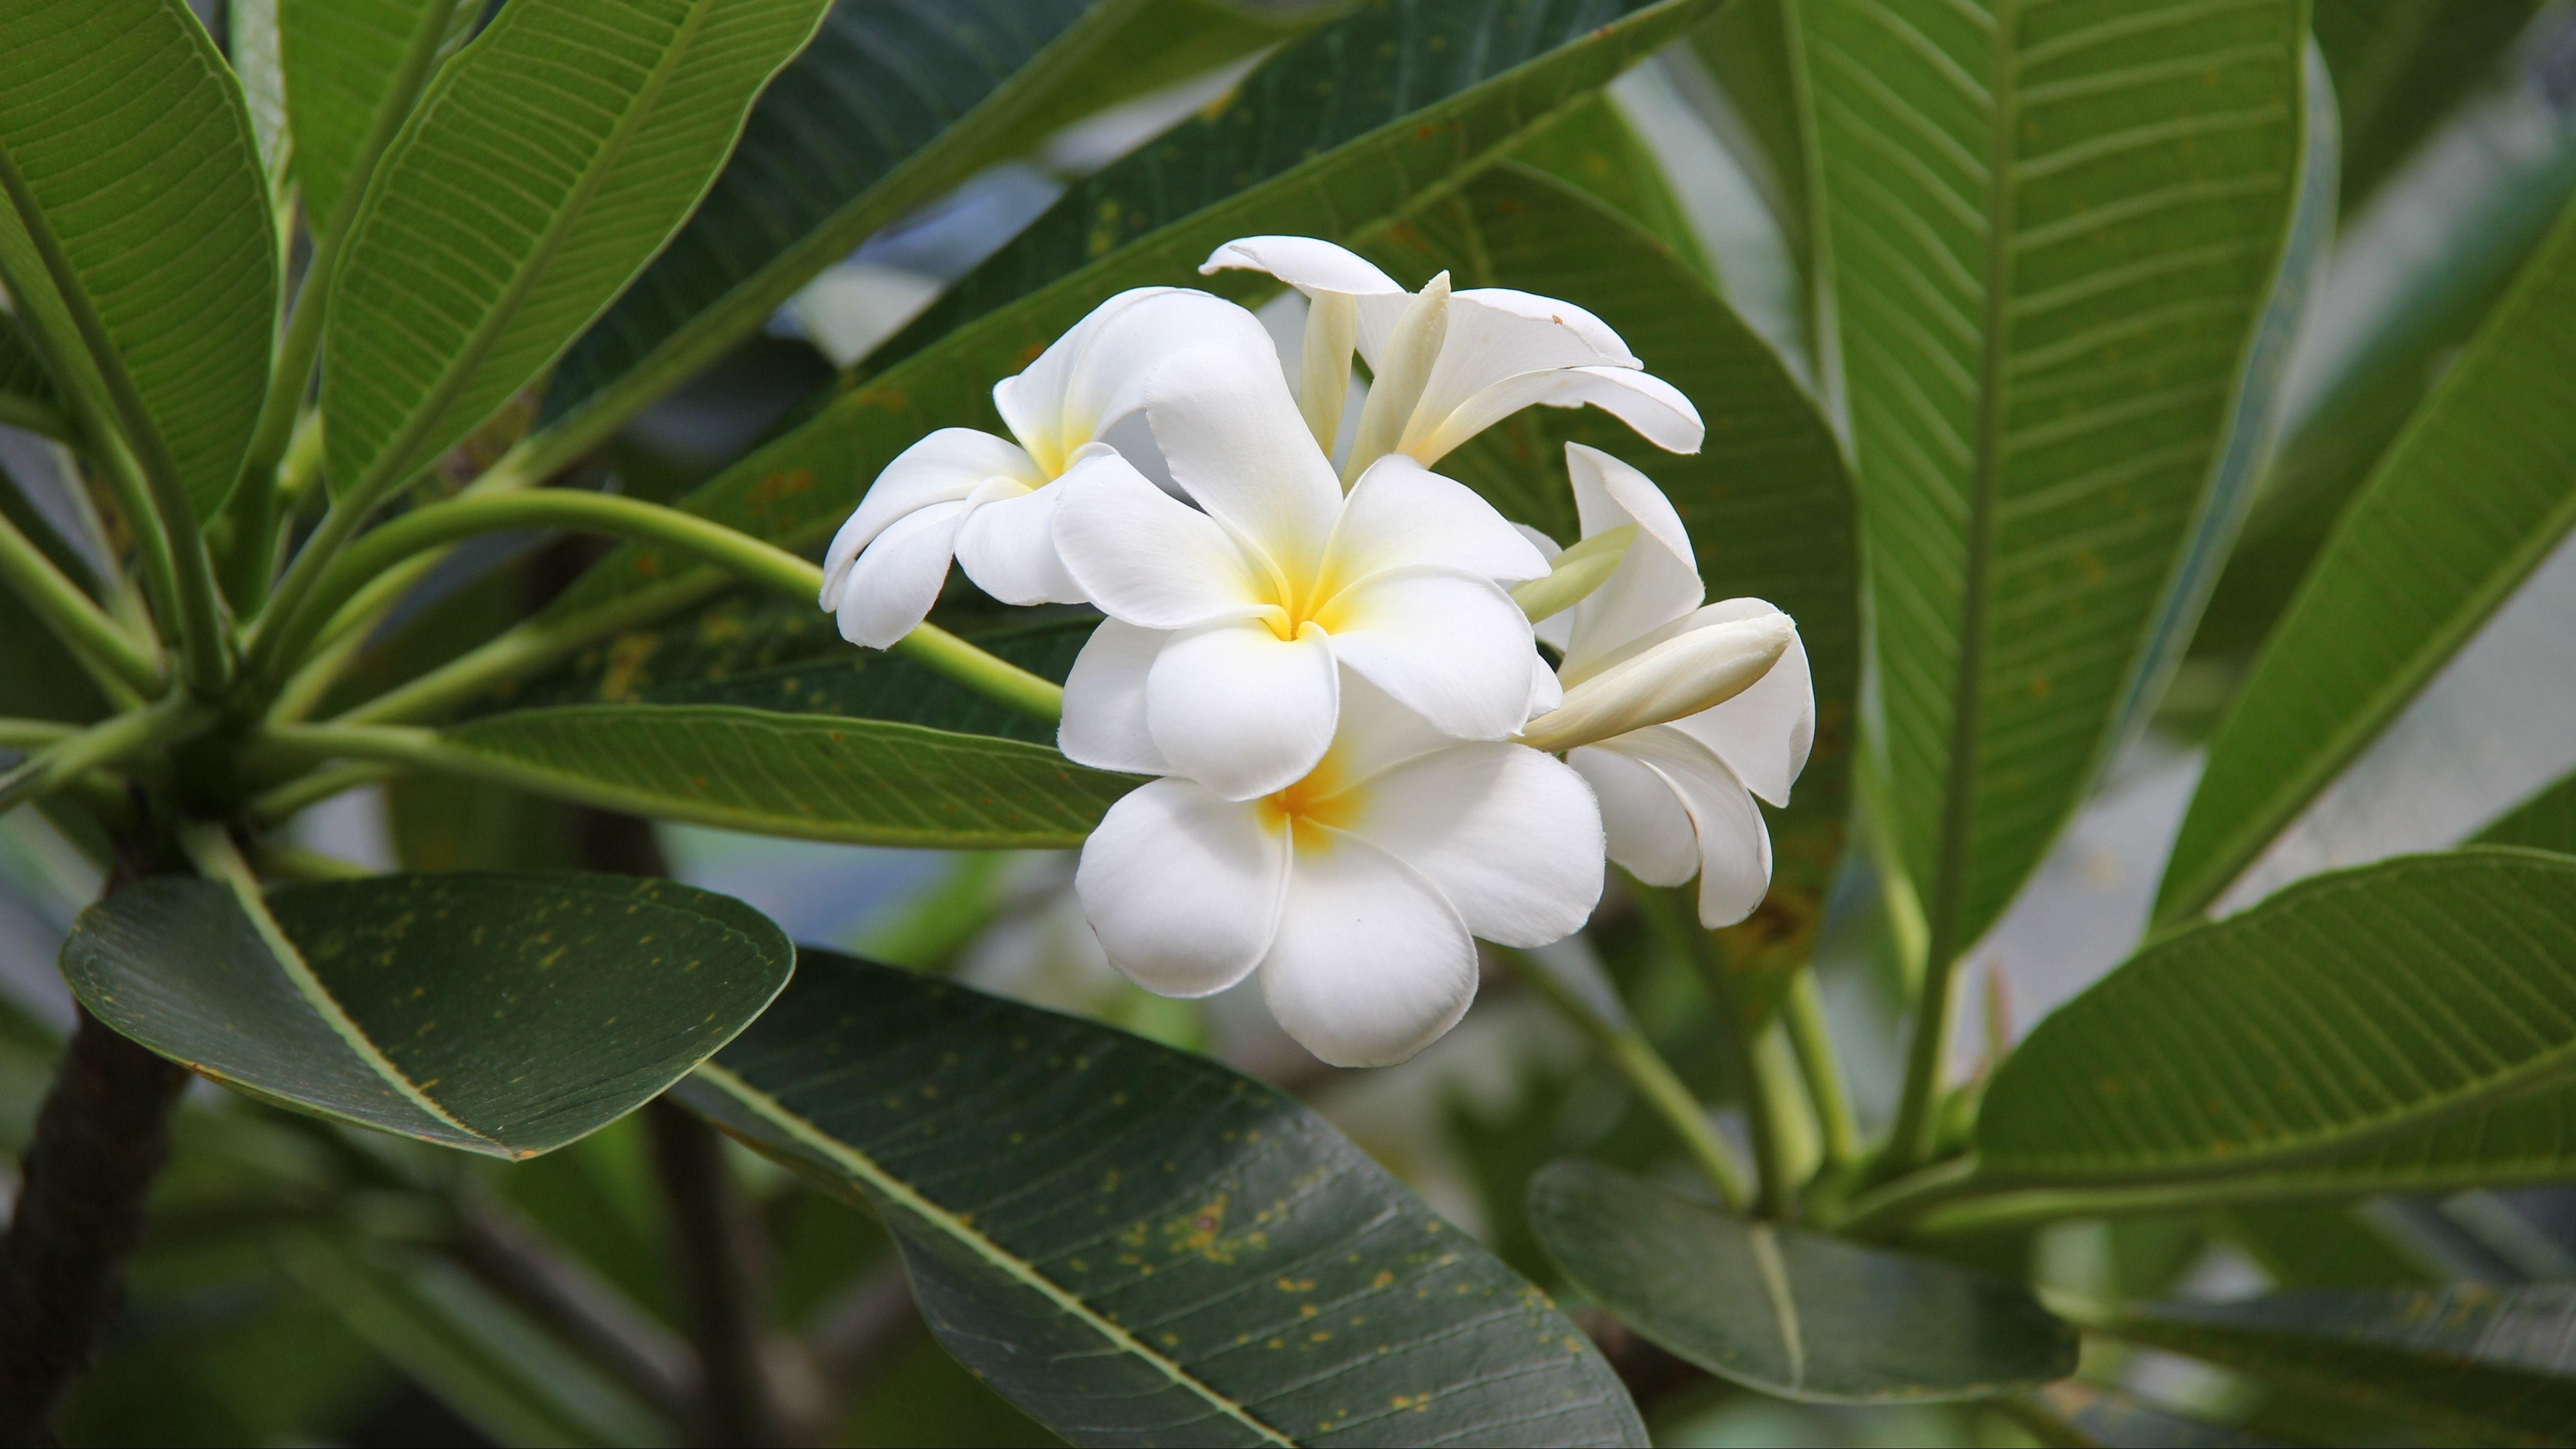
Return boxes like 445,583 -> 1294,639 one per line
321,0 -> 834,502
1504,93 -> 1711,282
541,0 -> 1320,446
535,0 -> 1721,630
1795,0 -> 2310,959
0,0 -> 277,517
2318,0 -> 2547,209
680,951 -> 1650,1448
431,704 -> 1132,847
2158,195 -> 2576,922
1981,849 -> 2576,1183
278,0 -> 474,241
62,871 -> 793,1159
1527,1161 -> 2074,1403
2109,1286 -> 2576,1448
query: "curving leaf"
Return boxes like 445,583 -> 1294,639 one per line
2159,195 -> 2576,922
0,0 -> 276,517
1527,1161 -> 2074,1403
1794,0 -> 2309,959
1981,849 -> 2576,1184
1369,160 -> 1857,987
539,0 -> 1721,630
428,704 -> 1132,847
683,951 -> 1648,1447
2318,0 -> 2547,209
321,0 -> 834,501
2110,1285 -> 2576,1448
543,0 -> 1319,445
62,871 -> 793,1159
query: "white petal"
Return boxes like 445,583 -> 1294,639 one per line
1260,833 -> 1477,1067
1664,600 -> 1814,806
953,482 -> 1085,605
1398,287 -> 1636,448
824,429 -> 1038,598
829,500 -> 963,649
1326,568 -> 1537,741
1059,619 -> 1169,775
1320,667 -> 1466,783
994,286 -> 1196,473
1341,743 -> 1603,947
1527,652 -> 1565,720
1562,443 -> 1704,674
1412,364 -> 1704,465
1328,453 -> 1550,584
1144,324 -> 1343,578
1200,236 -> 1405,299
1621,729 -> 1774,928
1569,745 -> 1699,888
1146,619 -> 1340,800
1076,780 -> 1286,997
1052,449 -> 1269,629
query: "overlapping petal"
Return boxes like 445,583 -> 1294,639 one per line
1611,728 -> 1775,928
1326,568 -> 1542,741
1258,833 -> 1479,1068
1058,619 -> 1168,775
1568,745 -> 1700,888
952,480 -> 1083,606
1146,620 -> 1340,800
1142,323 -> 1342,576
1344,741 -> 1604,948
1074,780 -> 1287,998
1560,443 -> 1703,675
827,501 -> 967,649
1328,453 -> 1550,584
1664,599 -> 1817,806
822,429 -> 1040,602
1053,451 -> 1271,630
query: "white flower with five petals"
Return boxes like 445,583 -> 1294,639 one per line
1051,318 -> 1552,800
818,286 -> 1268,647
1536,444 -> 1814,928
1075,672 -> 1605,1067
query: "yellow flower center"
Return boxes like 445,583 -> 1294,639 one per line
1256,754 -> 1363,853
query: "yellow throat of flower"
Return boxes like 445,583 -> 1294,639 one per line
1256,754 -> 1362,852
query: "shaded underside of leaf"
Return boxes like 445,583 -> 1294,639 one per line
684,951 -> 1648,1447
62,871 -> 793,1158
2317,0 -> 2547,209
1528,1161 -> 2074,1402
1981,849 -> 2576,1182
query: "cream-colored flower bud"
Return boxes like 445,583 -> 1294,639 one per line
1342,271 -> 1450,484
1517,611 -> 1795,753
1509,523 -> 1635,624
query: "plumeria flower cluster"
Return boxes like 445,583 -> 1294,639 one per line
820,236 -> 1813,1067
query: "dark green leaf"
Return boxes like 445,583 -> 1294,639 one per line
2476,767 -> 2576,855
1503,94 -> 1710,282
2159,195 -> 2576,922
2110,1285 -> 2576,1448
2223,1204 -> 2434,1288
433,704 -> 1132,847
1795,0 -> 2309,957
0,0 -> 276,517
322,0 -> 835,500
63,871 -> 793,1159
2318,0 -> 2546,209
543,0 -> 1318,441
681,951 -> 1649,1448
1982,849 -> 2576,1183
2021,1381 -> 2280,1449
0,455 -> 108,724
1527,1161 -> 2074,1403
540,0 -> 1720,627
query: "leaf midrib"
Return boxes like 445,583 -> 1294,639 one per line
691,1061 -> 1296,1446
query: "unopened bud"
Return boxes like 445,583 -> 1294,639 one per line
1342,272 -> 1450,484
1517,612 -> 1794,753
1509,523 -> 1636,623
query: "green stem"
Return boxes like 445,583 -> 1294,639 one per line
1781,969 -> 1861,1169
0,694 -> 212,817
1885,955 -> 1965,1177
0,504 -> 164,697
1827,1158 -> 1983,1239
0,720 -> 76,750
248,760 -> 400,827
1645,890 -> 1812,1216
1498,946 -> 1752,1211
0,392 -> 74,443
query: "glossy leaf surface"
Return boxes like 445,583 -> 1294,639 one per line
64,871 -> 792,1159
2161,197 -> 2576,920
438,704 -> 1132,847
1527,1161 -> 2073,1402
682,951 -> 1649,1447
0,0 -> 276,517
1795,0 -> 2308,956
322,0 -> 833,498
1983,850 -> 2576,1182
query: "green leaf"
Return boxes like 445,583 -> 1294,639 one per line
1980,849 -> 2576,1183
62,871 -> 793,1159
2109,1285 -> 2576,1448
321,0 -> 834,502
1794,0 -> 2310,958
2021,1381 -> 2280,1448
0,307 -> 68,440
683,950 -> 1648,1448
1527,1161 -> 2074,1403
538,0 -> 1721,628
0,460 -> 109,724
1688,0 -> 1807,284
229,0 -> 296,212
1366,160 -> 1857,983
1503,93 -> 1711,282
2159,195 -> 2576,922
2479,769 -> 2576,854
2317,0 -> 2546,209
278,0 -> 473,241
433,704 -> 1132,847
0,0 -> 277,517
542,0 -> 1318,443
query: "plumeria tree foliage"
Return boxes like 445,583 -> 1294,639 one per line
3,0 -> 2576,1444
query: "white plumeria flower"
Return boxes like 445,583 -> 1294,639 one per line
1075,672 -> 1605,1067
1535,444 -> 1814,929
818,286 -> 1267,647
1200,235 -> 1705,474
1051,309 -> 1552,800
